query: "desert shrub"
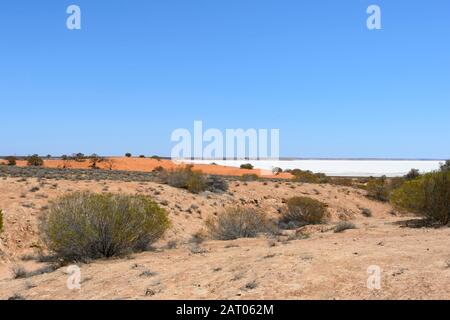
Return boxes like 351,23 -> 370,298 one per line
316,173 -> 331,183
241,174 -> 259,181
281,197 -> 329,228
72,153 -> 86,162
40,192 -> 170,260
291,169 -> 322,183
88,154 -> 104,169
125,153 -> 132,158
205,175 -> 228,193
334,221 -> 356,233
153,166 -> 165,173
27,154 -> 44,167
391,171 -> 450,225
366,178 -> 390,202
139,155 -> 145,158
6,156 -> 17,166
405,168 -> 421,180
160,165 -> 207,194
186,171 -> 207,194
150,155 -> 161,161
272,167 -> 283,174
206,206 -> 273,240
331,177 -> 354,187
440,160 -> 450,172
240,163 -> 254,170
0,209 -> 3,233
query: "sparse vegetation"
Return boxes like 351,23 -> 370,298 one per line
334,221 -> 356,233
27,154 -> 43,167
206,206 -> 273,240
72,153 -> 86,162
291,169 -> 321,183
331,177 -> 354,187
280,196 -> 329,228
241,173 -> 259,181
391,170 -> 450,225
40,192 -> 170,261
405,168 -> 421,180
159,165 -> 227,193
160,165 -> 206,194
6,156 -> 17,166
365,177 -> 390,202
125,153 -> 132,158
240,163 -> 254,170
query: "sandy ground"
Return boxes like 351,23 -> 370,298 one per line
0,174 -> 449,300
0,158 -> 292,179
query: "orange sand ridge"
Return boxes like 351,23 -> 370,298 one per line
0,157 -> 292,179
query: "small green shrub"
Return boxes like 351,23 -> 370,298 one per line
40,192 -> 170,260
160,165 -> 207,194
287,170 -> 331,184
206,206 -> 273,240
240,163 -> 254,170
150,155 -> 162,161
272,167 -> 283,174
366,178 -> 390,202
125,153 -> 132,158
27,154 -> 44,167
281,197 -> 329,228
391,171 -> 450,225
186,171 -> 207,194
6,156 -> 17,166
139,155 -> 145,158
404,168 -> 421,180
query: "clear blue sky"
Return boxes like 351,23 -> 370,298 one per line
1,0 -> 449,159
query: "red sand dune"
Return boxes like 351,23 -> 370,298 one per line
0,157 -> 292,179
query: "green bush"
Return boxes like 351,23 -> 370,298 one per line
391,171 -> 450,225
6,156 -> 17,166
404,168 -> 421,180
366,178 -> 390,202
206,206 -> 273,240
27,154 -> 44,167
125,153 -> 132,158
40,192 -> 170,260
186,171 -> 207,194
289,169 -> 332,184
281,197 -> 329,227
161,165 -> 207,194
240,163 -> 254,170
0,209 -> 3,233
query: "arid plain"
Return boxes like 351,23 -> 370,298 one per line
0,158 -> 449,300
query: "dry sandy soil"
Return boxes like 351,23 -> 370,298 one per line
0,165 -> 449,300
